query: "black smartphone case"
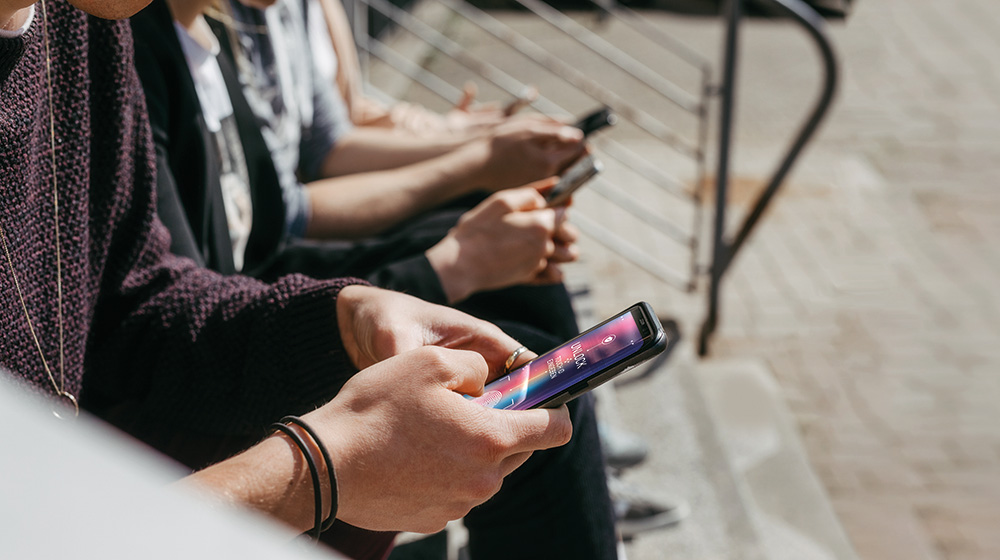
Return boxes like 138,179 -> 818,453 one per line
537,302 -> 668,409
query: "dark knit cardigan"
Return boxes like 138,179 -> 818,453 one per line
0,0 -> 363,437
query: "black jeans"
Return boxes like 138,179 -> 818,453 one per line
463,392 -> 617,560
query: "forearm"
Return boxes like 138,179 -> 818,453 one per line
320,127 -> 470,177
304,144 -> 488,239
179,433 -> 324,534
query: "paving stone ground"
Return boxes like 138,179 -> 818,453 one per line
369,1 -> 1000,557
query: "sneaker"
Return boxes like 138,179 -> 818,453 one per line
608,475 -> 690,539
599,422 -> 649,471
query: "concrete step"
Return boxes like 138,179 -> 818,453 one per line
696,357 -> 860,560
605,342 -> 858,559
603,343 -> 768,559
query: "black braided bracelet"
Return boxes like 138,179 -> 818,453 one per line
281,416 -> 338,531
269,422 -> 324,541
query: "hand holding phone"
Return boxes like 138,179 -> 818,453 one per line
468,302 -> 668,410
545,153 -> 602,207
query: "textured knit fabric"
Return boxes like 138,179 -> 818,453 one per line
0,0 -> 363,436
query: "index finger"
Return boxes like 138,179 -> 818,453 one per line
523,121 -> 584,145
489,184 -> 549,213
435,317 -> 536,379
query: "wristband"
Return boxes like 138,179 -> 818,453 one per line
281,416 -> 339,531
270,422 -> 324,540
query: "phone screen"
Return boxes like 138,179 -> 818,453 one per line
471,309 -> 647,410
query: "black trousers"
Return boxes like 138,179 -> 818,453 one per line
463,392 -> 617,560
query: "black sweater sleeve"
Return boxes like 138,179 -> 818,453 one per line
79,15 -> 369,437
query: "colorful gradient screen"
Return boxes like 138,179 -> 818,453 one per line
470,311 -> 644,410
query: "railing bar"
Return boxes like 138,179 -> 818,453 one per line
587,178 -> 694,245
700,0 -> 839,355
699,0 -> 742,356
592,138 -> 695,200
433,0 -> 701,159
365,42 -> 701,255
356,0 -> 709,297
362,20 -> 585,122
581,0 -> 716,287
364,39 -> 466,103
573,213 -> 695,291
588,0 -> 712,72
688,60 -> 714,291
511,0 -> 701,113
721,0 -> 839,272
362,0 -> 550,104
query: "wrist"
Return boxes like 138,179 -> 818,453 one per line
450,138 -> 493,195
335,285 -> 366,367
300,406 -> 361,529
425,237 -> 475,304
270,417 -> 339,538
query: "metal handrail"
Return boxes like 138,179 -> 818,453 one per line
699,0 -> 840,355
510,0 -> 701,114
360,12 -> 696,239
434,0 -> 701,159
588,0 -> 712,72
356,0 -> 709,291
571,212 -> 692,287
364,38 -> 466,102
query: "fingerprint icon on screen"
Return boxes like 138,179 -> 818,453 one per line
474,390 -> 504,408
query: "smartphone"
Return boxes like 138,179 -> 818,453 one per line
469,302 -> 667,410
574,106 -> 617,137
546,153 -> 602,207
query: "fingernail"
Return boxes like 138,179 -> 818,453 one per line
559,126 -> 583,141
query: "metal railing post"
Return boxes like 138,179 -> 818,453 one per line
699,0 -> 840,355
700,0 -> 743,356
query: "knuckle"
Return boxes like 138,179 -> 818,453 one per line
476,429 -> 510,461
499,198 -> 519,213
529,218 -> 552,237
467,472 -> 504,503
415,517 -> 451,535
553,417 -> 573,446
445,501 -> 476,522
417,345 -> 453,369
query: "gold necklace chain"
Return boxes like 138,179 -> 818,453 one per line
0,0 -> 77,418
